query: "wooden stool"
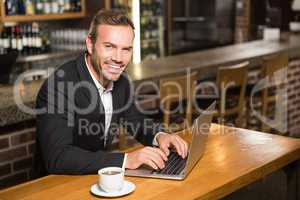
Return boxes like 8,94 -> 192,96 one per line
216,61 -> 249,127
261,53 -> 288,133
159,71 -> 198,132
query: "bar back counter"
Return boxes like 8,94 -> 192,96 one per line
0,34 -> 300,192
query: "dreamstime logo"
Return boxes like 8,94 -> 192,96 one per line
13,67 -> 288,133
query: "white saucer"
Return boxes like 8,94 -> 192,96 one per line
90,180 -> 135,198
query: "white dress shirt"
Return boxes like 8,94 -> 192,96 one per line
84,55 -> 164,169
85,56 -> 113,147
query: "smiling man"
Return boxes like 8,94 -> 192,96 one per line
32,9 -> 188,178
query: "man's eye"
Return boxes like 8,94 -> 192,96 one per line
123,49 -> 131,53
105,45 -> 112,49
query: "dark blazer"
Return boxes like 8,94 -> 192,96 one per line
31,53 -> 158,178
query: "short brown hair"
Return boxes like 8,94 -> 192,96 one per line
88,9 -> 135,44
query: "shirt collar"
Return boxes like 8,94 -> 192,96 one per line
84,54 -> 114,94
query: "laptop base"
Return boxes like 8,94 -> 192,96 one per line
125,168 -> 185,180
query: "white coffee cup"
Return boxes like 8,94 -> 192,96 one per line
98,167 -> 124,193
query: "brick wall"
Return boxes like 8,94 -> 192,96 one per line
0,127 -> 36,189
245,57 -> 300,137
287,58 -> 300,137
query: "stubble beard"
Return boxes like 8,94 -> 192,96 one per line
91,45 -> 108,86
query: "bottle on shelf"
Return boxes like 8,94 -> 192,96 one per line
153,0 -> 162,16
150,19 -> 159,38
31,24 -> 37,54
5,0 -> 18,16
27,24 -> 33,54
5,0 -> 12,16
3,27 -> 11,53
22,25 -> 28,55
113,0 -> 130,12
64,0 -> 71,12
0,30 -> 9,54
51,0 -> 60,13
32,23 -> 43,54
49,28 -> 86,51
0,23 -> 51,55
35,0 -> 44,14
58,0 -> 65,13
74,0 -> 82,12
10,26 -> 18,52
25,0 -> 35,15
41,31 -> 51,53
18,0 -> 26,15
4,0 -> 82,16
70,0 -> 76,12
44,0 -> 52,14
140,0 -> 163,61
16,25 -> 24,53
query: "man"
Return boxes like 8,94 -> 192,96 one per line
32,9 -> 188,178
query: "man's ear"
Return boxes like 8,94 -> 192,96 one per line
86,36 -> 93,55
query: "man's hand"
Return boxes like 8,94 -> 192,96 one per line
156,133 -> 188,158
125,147 -> 168,170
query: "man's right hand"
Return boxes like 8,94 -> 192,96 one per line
125,147 -> 168,170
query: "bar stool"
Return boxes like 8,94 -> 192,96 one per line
216,61 -> 249,127
261,53 -> 288,133
159,71 -> 198,132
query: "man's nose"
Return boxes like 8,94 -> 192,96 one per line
111,49 -> 122,63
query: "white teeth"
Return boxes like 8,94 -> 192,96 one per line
109,65 -> 120,69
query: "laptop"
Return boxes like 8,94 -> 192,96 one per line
125,101 -> 216,180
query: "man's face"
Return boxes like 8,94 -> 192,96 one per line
86,24 -> 134,84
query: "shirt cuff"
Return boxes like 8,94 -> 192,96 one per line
122,153 -> 128,169
152,132 -> 168,146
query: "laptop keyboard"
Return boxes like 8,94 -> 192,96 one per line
152,151 -> 187,175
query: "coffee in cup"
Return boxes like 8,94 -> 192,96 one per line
98,167 -> 124,193
102,171 -> 121,175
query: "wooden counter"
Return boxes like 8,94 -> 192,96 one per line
127,34 -> 300,82
0,80 -> 42,127
0,124 -> 300,200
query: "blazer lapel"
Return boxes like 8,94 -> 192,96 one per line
75,53 -> 106,115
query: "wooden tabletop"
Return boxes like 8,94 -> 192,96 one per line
1,124 -> 300,200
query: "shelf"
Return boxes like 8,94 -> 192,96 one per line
141,15 -> 161,19
0,0 -> 86,23
1,12 -> 85,22
173,16 -> 206,23
16,50 -> 82,63
141,38 -> 160,43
